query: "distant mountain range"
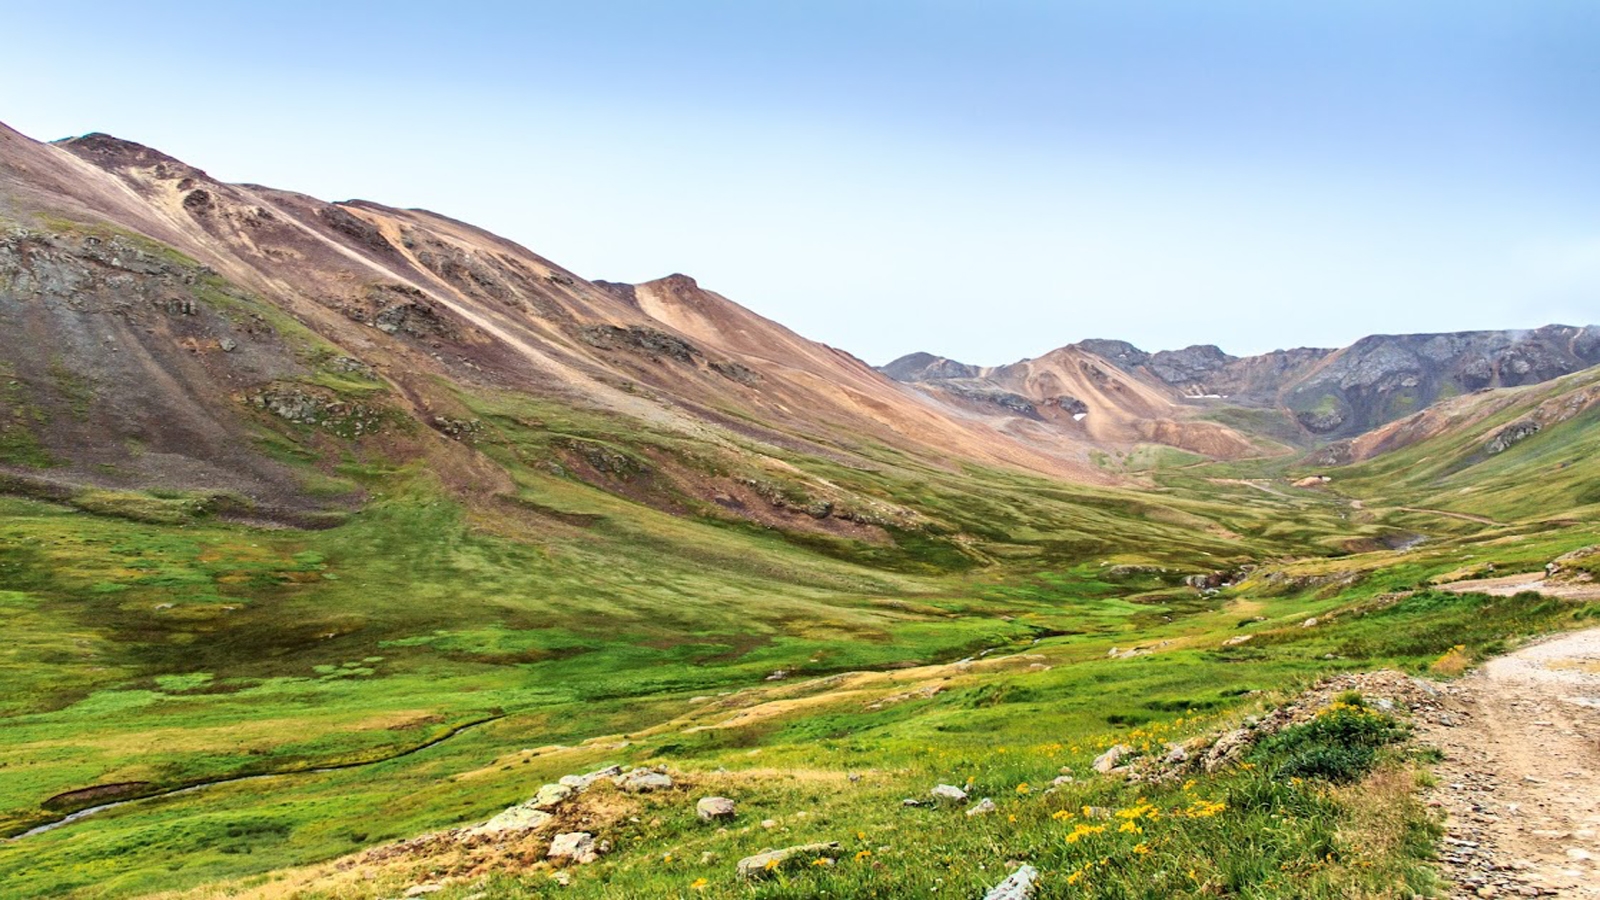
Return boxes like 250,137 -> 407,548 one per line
882,325 -> 1600,445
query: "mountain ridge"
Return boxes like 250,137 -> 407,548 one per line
884,323 -> 1600,445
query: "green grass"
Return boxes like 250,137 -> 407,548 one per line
2,225 -> 1598,897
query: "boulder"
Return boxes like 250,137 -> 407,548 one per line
1092,745 -> 1132,774
466,804 -> 554,837
966,798 -> 997,816
614,769 -> 674,793
548,831 -> 599,864
736,841 -> 841,879
696,797 -> 737,822
930,783 -> 969,803
983,864 -> 1040,900
530,782 -> 575,810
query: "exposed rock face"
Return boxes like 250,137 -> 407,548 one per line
1283,327 -> 1600,438
1072,339 -> 1149,369
882,325 -> 1600,446
1485,419 -> 1541,454
1147,344 -> 1233,387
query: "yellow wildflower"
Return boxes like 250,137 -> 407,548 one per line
691,877 -> 709,890
1015,782 -> 1031,795
1133,842 -> 1151,855
1051,809 -> 1075,821
855,849 -> 872,862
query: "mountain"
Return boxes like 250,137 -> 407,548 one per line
883,325 -> 1600,446
2,121 -> 1145,537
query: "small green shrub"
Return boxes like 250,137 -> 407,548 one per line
1251,701 -> 1408,784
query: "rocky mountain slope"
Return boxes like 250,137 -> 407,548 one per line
2,121 -> 1141,535
886,325 -> 1600,446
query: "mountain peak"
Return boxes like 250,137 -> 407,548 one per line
53,132 -> 205,178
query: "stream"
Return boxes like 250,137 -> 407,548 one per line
10,715 -> 503,840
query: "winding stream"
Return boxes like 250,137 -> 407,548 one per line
10,715 -> 503,840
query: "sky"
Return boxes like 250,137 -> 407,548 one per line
4,1 -> 1597,365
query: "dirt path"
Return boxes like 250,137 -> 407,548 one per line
1398,506 -> 1505,526
1438,573 -> 1600,603
1415,628 -> 1600,898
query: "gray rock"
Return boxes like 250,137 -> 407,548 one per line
614,769 -> 674,793
1203,728 -> 1254,772
737,841 -> 840,879
930,783 -> 969,802
1093,744 -> 1132,774
966,798 -> 998,816
983,864 -> 1040,900
466,804 -> 554,837
696,797 -> 737,821
548,831 -> 599,864
530,782 -> 575,810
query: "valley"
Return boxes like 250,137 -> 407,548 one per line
0,120 -> 1596,899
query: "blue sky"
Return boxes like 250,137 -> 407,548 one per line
5,1 -> 1597,364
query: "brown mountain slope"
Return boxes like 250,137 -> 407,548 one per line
2,121 -> 1136,530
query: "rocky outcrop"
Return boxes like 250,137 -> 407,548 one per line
1485,419 -> 1541,454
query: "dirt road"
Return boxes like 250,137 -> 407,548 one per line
1417,628 -> 1600,898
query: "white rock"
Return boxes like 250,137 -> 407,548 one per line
614,769 -> 674,793
930,783 -> 969,802
466,805 -> 554,837
983,864 -> 1040,900
966,798 -> 998,816
548,831 -> 599,864
530,782 -> 575,810
1093,744 -> 1132,774
697,797 -> 737,821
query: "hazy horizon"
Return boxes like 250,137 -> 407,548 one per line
6,1 -> 1597,366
